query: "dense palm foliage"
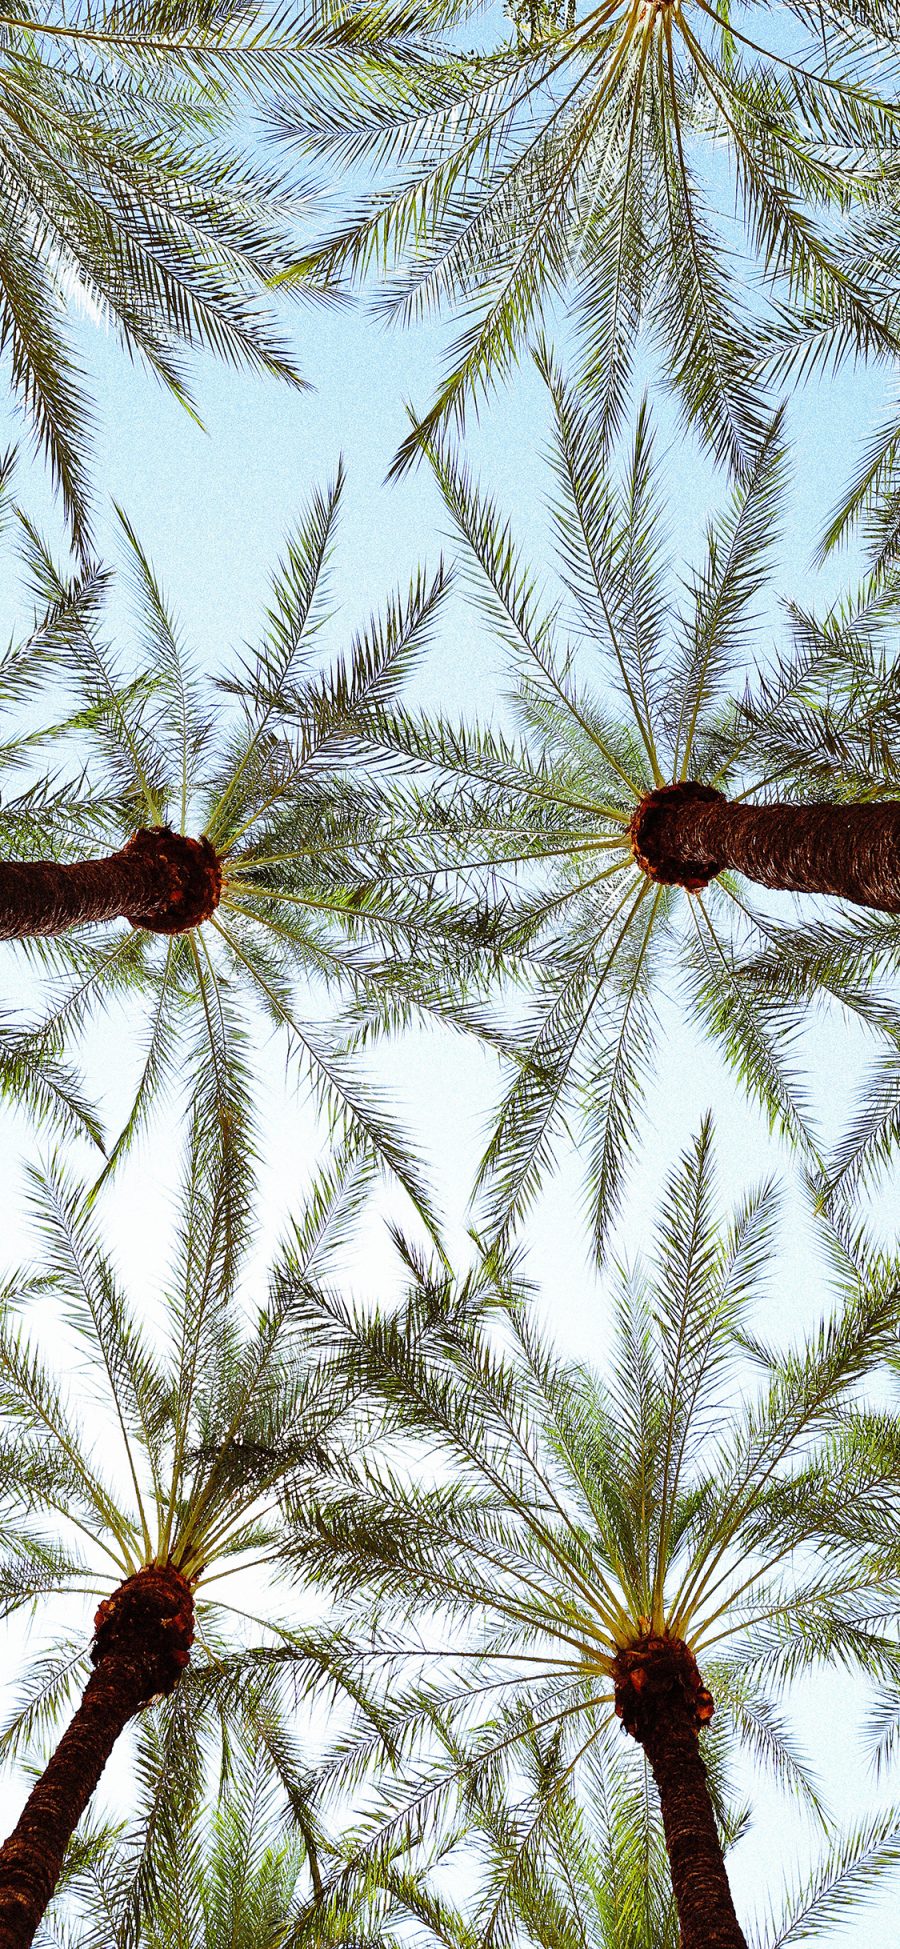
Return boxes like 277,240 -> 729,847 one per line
0,482 -> 126,1148
0,0 -> 328,549
309,1729 -> 726,1947
40,1745 -> 314,1948
454,1763 -> 900,1949
358,365 -> 900,1242
49,1738 -> 900,1949
39,1748 -> 900,1946
280,1121 -> 900,1943
0,1125 -> 381,1940
6,473 -> 470,1229
278,0 -> 900,474
310,1743 -> 900,1949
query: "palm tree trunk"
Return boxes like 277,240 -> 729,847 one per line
613,1634 -> 745,1949
630,781 -> 900,910
0,1566 -> 194,1949
637,1687 -> 746,1949
0,828 -> 221,939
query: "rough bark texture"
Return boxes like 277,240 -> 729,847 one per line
0,1565 -> 194,1949
0,828 -> 222,939
613,1632 -> 746,1949
629,781 -> 900,911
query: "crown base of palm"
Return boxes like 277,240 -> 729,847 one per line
630,781 -> 725,890
612,1628 -> 715,1741
91,1562 -> 196,1700
122,828 -> 223,934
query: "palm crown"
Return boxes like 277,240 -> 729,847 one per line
363,364 -> 900,1244
0,1129 -> 375,1934
284,1121 -> 900,1944
13,472 -> 462,1229
280,0 -> 900,475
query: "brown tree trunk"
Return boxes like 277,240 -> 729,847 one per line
613,1634 -> 746,1949
0,828 -> 222,939
630,781 -> 900,911
0,1566 -> 194,1949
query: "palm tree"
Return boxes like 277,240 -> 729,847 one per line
7,474 -> 464,1224
277,0 -> 900,474
361,366 -> 900,1241
0,1125 -> 376,1949
281,1120 -> 900,1949
0,0 -> 330,552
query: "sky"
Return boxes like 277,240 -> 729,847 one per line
0,78 -> 898,1938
